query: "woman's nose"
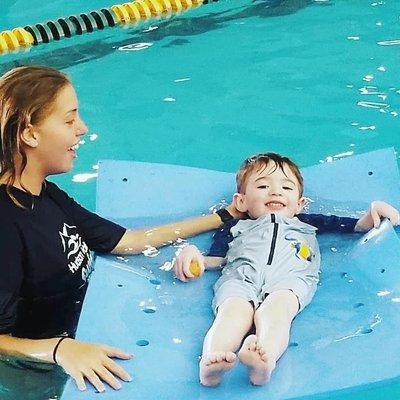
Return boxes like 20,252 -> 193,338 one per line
76,116 -> 88,136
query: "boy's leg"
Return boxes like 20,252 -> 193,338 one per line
238,289 -> 298,385
200,297 -> 254,387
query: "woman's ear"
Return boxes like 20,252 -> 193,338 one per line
20,124 -> 38,148
233,192 -> 248,213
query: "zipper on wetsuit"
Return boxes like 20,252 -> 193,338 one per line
267,214 -> 279,265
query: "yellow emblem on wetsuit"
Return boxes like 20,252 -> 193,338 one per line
291,241 -> 314,262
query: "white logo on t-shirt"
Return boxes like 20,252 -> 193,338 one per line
59,223 -> 93,281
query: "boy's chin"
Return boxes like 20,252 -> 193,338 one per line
251,209 -> 295,219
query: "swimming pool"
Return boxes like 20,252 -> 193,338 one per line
1,0 -> 400,398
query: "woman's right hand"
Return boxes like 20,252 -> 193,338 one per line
56,338 -> 132,392
173,245 -> 205,282
226,198 -> 248,220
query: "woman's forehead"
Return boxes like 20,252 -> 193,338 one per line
52,84 -> 78,115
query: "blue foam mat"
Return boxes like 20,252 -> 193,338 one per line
62,148 -> 400,399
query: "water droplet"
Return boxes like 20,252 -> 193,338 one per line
174,77 -> 191,83
391,297 -> 400,303
173,338 -> 182,344
117,284 -> 123,288
160,261 -> 173,271
149,278 -> 161,285
72,172 -> 98,183
142,246 -> 160,258
380,268 -> 386,273
359,125 -> 376,131
118,42 -> 153,51
289,342 -> 299,347
341,272 -> 348,278
354,302 -> 364,308
136,339 -> 149,346
363,74 -> 374,82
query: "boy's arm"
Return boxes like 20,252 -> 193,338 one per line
298,213 -> 357,233
354,201 -> 400,232
204,256 -> 226,269
173,221 -> 236,282
173,247 -> 226,282
300,201 -> 399,233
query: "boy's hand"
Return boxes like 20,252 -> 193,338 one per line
173,245 -> 205,282
354,201 -> 400,232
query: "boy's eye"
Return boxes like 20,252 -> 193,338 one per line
283,186 -> 293,190
66,120 -> 75,125
257,185 -> 268,189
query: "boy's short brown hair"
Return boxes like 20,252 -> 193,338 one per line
236,152 -> 304,196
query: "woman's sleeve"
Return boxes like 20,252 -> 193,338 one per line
0,221 -> 24,334
48,183 -> 126,253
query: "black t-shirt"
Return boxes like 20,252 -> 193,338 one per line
0,181 -> 126,339
208,213 -> 358,257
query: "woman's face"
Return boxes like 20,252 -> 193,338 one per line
31,84 -> 88,176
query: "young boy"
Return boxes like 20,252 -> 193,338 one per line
173,152 -> 400,387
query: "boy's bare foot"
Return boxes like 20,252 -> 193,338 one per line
238,335 -> 276,385
199,351 -> 237,387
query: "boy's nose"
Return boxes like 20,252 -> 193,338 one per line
269,185 -> 283,196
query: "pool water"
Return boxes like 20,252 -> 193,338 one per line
1,0 -> 400,398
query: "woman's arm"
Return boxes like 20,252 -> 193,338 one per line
112,204 -> 243,255
0,334 -> 132,393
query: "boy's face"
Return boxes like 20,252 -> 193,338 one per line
234,161 -> 306,219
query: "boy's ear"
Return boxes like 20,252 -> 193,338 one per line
296,197 -> 307,213
20,124 -> 38,148
233,192 -> 248,213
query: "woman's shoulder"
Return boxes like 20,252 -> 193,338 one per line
0,185 -> 21,220
0,193 -> 23,232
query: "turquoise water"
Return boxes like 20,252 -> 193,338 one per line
1,0 -> 400,398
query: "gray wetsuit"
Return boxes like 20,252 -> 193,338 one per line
212,213 -> 320,313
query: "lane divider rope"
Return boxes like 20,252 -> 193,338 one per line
0,0 -> 208,54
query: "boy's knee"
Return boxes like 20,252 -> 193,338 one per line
255,290 -> 299,320
218,297 -> 254,319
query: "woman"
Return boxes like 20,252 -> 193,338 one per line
0,65 -> 240,393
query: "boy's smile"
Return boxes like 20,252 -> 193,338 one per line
234,161 -> 306,219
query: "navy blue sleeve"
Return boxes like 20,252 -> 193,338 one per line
0,220 -> 24,334
47,182 -> 126,253
298,213 -> 357,233
207,220 -> 238,257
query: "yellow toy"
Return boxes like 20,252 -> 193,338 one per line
189,260 -> 201,277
